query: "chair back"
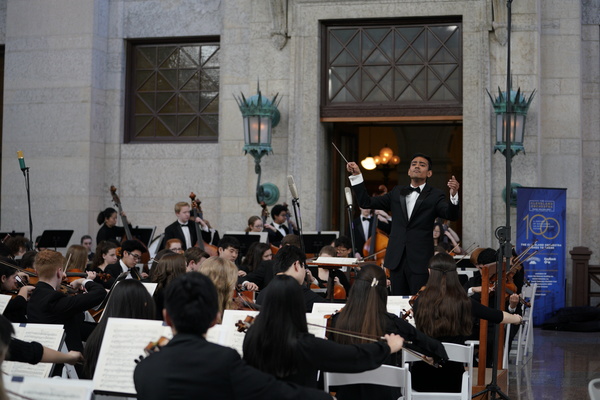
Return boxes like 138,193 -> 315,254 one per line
589,378 -> 600,400
323,364 -> 409,394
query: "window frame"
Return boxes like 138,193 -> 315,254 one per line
124,36 -> 221,144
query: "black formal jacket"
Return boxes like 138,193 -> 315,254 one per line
134,333 -> 332,400
96,224 -> 125,245
353,181 -> 459,273
26,281 -> 106,352
240,260 -> 274,290
161,220 -> 214,251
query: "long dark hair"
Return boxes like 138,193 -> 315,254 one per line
90,241 -> 118,270
332,264 -> 388,345
240,242 -> 270,273
243,275 -> 308,378
82,280 -> 156,379
96,207 -> 117,225
414,253 -> 472,338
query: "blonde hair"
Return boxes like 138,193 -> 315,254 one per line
174,202 -> 190,213
65,244 -> 88,271
34,250 -> 65,279
198,256 -> 238,319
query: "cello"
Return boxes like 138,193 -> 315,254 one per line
189,193 -> 218,257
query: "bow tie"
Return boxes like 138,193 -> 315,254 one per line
408,186 -> 421,193
180,223 -> 189,227
362,217 -> 371,222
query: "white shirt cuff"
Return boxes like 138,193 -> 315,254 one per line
349,174 -> 364,186
450,193 -> 459,205
467,287 -> 474,296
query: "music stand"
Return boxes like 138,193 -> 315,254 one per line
301,231 -> 339,254
37,230 -> 73,250
222,233 -> 263,259
129,226 -> 156,248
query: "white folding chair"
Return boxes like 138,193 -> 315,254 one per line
323,364 -> 410,399
515,283 -> 537,365
404,342 -> 474,400
589,377 -> 600,400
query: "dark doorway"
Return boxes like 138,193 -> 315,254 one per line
331,122 -> 463,246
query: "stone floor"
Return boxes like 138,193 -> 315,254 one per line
504,328 -> 600,400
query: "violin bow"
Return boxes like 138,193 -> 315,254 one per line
362,248 -> 386,261
512,239 -> 538,265
449,242 -> 461,254
305,322 -> 441,368
454,242 -> 477,264
62,253 -> 72,274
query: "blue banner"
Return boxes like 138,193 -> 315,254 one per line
516,187 -> 566,326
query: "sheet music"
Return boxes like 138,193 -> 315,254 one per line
306,313 -> 327,339
3,323 -> 64,378
218,310 -> 259,357
205,324 -> 222,344
140,282 -> 158,296
313,257 -> 357,265
93,318 -> 172,396
387,296 -> 415,327
310,302 -> 345,314
0,294 -> 11,314
6,375 -> 94,400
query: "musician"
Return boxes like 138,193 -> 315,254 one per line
412,253 -> 522,391
244,274 -> 405,390
198,256 -> 239,321
150,253 -> 187,320
238,242 -> 272,277
65,244 -> 89,271
184,247 -> 210,272
0,260 -> 35,322
352,208 -> 391,257
347,153 -> 460,295
329,264 -> 448,400
82,280 -> 155,379
266,204 -> 298,247
134,272 -> 333,400
5,236 -> 28,259
88,241 -> 118,289
27,250 -> 105,354
165,238 -> 184,254
333,236 -> 353,258
104,240 -> 146,280
96,207 -> 129,245
256,245 -> 328,312
81,235 -> 95,261
217,236 -> 241,264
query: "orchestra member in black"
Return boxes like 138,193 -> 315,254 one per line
134,272 -> 334,400
96,207 -> 129,245
244,274 -> 405,389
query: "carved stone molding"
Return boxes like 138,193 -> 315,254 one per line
492,0 -> 508,46
269,0 -> 288,50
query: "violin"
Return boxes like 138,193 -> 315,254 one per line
189,192 -> 218,257
233,286 -> 260,311
400,285 -> 426,321
260,201 -> 269,226
144,336 -> 171,356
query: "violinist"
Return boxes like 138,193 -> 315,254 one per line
150,253 -> 187,320
0,260 -> 35,323
88,241 -> 118,288
238,242 -> 272,277
329,264 -> 448,400
165,238 -> 184,254
65,244 -> 89,271
246,215 -> 276,233
217,236 -> 241,265
197,256 -> 239,321
27,250 -> 106,355
347,154 -> 460,295
412,253 -> 522,391
82,280 -> 155,379
104,240 -> 146,281
183,247 -> 210,272
5,236 -> 29,260
244,274 -> 405,390
255,245 -> 328,312
134,272 -> 333,400
96,207 -> 129,246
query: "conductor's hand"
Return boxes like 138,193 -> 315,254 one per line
347,162 -> 361,176
383,333 -> 404,354
448,175 -> 460,196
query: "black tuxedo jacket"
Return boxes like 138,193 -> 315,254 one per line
266,224 -> 298,247
27,281 -> 106,351
353,181 -> 459,274
134,333 -> 332,400
161,220 -> 212,251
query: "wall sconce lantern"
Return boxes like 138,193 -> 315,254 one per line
361,145 -> 400,186
235,85 -> 281,205
487,87 -> 535,157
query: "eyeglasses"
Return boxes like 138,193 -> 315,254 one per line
128,252 -> 142,260
171,248 -> 183,252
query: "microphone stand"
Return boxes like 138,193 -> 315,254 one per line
290,197 -> 304,254
347,205 -> 357,256
21,167 -> 34,250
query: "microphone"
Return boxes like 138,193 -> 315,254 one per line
288,175 -> 299,200
17,151 -> 27,171
344,187 -> 353,209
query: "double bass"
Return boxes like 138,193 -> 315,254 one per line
362,185 -> 390,279
189,193 -> 218,257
